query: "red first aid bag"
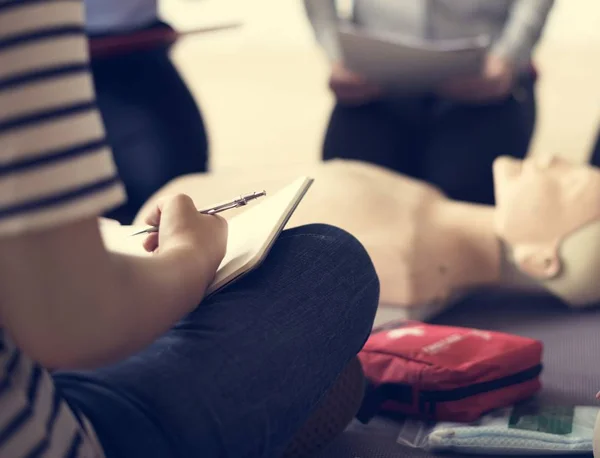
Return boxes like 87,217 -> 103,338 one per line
357,321 -> 543,423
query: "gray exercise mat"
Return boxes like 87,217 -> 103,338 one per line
317,291 -> 600,458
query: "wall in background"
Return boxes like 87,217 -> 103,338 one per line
532,0 -> 600,162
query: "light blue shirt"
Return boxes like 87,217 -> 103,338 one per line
84,0 -> 159,34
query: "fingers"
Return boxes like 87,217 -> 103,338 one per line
211,213 -> 228,234
195,213 -> 228,242
331,61 -> 366,84
330,63 -> 381,105
144,194 -> 197,227
439,71 -> 513,103
168,194 -> 197,211
207,214 -> 229,260
331,80 -> 382,105
143,233 -> 159,253
143,197 -> 166,227
330,74 -> 377,91
336,71 -> 367,85
141,194 -> 225,256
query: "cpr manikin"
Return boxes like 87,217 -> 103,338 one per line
494,155 -> 600,307
133,156 -> 600,312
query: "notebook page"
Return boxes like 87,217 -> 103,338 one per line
100,220 -> 149,257
207,176 -> 312,294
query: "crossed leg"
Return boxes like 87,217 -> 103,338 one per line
54,224 -> 380,458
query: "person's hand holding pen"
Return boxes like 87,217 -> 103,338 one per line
143,194 -> 228,285
437,53 -> 515,103
136,190 -> 265,282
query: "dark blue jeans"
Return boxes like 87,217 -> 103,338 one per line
53,225 -> 379,458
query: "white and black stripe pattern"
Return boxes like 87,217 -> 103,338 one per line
0,0 -> 125,236
0,333 -> 104,457
0,0 -> 124,456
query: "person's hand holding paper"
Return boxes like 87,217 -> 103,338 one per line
438,53 -> 515,103
329,61 -> 382,105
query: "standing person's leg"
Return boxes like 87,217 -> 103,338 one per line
54,224 -> 379,458
92,45 -> 209,224
322,99 -> 424,178
422,75 -> 536,205
590,126 -> 600,167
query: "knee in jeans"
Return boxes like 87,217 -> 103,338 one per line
287,224 -> 372,266
286,223 -> 358,242
295,222 -> 378,275
286,223 -> 380,325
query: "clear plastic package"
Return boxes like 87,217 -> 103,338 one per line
395,404 -> 599,455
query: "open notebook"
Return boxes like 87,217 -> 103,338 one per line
101,177 -> 314,295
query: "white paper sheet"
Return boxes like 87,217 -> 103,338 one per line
338,24 -> 490,94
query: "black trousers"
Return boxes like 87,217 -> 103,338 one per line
590,127 -> 600,168
323,75 -> 537,205
91,37 -> 208,224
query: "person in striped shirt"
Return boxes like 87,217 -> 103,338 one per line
0,1 -> 379,457
84,0 -> 210,225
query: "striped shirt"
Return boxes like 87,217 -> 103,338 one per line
0,0 -> 126,456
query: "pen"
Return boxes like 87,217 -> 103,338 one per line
130,190 -> 267,236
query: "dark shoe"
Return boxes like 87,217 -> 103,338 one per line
282,356 -> 365,457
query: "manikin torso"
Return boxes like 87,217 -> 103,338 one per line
132,157 -> 600,310
134,160 -> 500,307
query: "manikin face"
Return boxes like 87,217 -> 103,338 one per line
493,155 -> 600,280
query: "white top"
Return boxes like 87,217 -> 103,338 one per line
304,0 -> 555,69
84,0 -> 159,34
0,0 -> 125,456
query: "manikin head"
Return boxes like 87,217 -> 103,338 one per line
493,155 -> 600,307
